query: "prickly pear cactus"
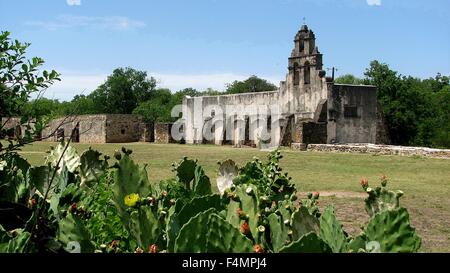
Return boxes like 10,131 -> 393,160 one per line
172,157 -> 197,189
193,165 -> 212,196
279,232 -> 331,253
58,213 -> 94,253
79,148 -> 108,187
0,225 -> 8,251
0,227 -> 31,253
364,208 -> 421,253
291,206 -> 320,241
348,234 -> 367,253
174,208 -> 214,252
301,192 -> 321,217
217,159 -> 238,194
49,165 -> 69,219
27,166 -> 50,196
0,155 -> 30,203
111,152 -> 152,225
129,207 -> 160,249
235,184 -> 260,236
225,198 -> 241,227
206,213 -> 254,253
319,206 -> 348,253
362,177 -> 403,217
167,194 -> 224,252
27,161 -> 69,219
174,208 -> 253,253
276,200 -> 293,221
267,212 -> 290,252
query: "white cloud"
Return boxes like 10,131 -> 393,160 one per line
40,71 -> 282,101
40,73 -> 108,101
25,15 -> 146,31
367,0 -> 381,6
66,0 -> 81,6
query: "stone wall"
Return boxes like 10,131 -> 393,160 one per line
105,114 -> 144,143
290,120 -> 327,145
41,115 -> 107,143
1,117 -> 23,139
1,117 -> 21,129
154,123 -> 176,144
41,114 -> 152,143
140,122 -> 154,142
183,91 -> 280,146
303,122 -> 327,144
327,84 -> 378,144
303,143 -> 450,158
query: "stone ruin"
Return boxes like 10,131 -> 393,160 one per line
41,114 -> 154,143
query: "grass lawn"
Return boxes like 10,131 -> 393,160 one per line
15,141 -> 450,252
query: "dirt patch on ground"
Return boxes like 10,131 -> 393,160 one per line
299,191 -> 366,199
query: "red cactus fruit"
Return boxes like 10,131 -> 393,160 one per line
149,244 -> 158,253
240,222 -> 250,235
110,240 -> 119,249
360,178 -> 369,188
70,202 -> 77,212
253,244 -> 264,253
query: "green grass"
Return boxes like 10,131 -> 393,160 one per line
14,141 -> 450,252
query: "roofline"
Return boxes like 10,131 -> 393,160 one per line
333,83 -> 376,88
186,90 -> 279,99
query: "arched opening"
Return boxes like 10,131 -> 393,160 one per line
179,124 -> 185,144
72,124 -> 80,143
244,115 -> 250,145
293,62 -> 299,86
299,40 -> 305,54
56,128 -> 65,142
304,62 -> 311,84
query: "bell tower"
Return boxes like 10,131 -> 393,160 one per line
288,25 -> 323,88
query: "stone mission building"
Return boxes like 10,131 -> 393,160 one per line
41,114 -> 153,143
182,25 -> 385,148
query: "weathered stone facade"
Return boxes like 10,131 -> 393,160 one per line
182,25 -> 386,148
41,114 -> 150,143
154,123 -> 176,144
1,117 -> 37,140
1,117 -> 23,139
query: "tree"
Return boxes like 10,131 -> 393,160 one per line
23,98 -> 61,119
0,31 -> 60,119
58,95 -> 98,116
201,88 -> 222,96
88,67 -> 157,114
225,75 -> 277,94
364,60 -> 450,148
0,31 -> 60,152
335,74 -> 364,85
133,88 -> 173,123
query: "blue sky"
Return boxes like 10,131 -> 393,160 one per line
1,0 -> 449,101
